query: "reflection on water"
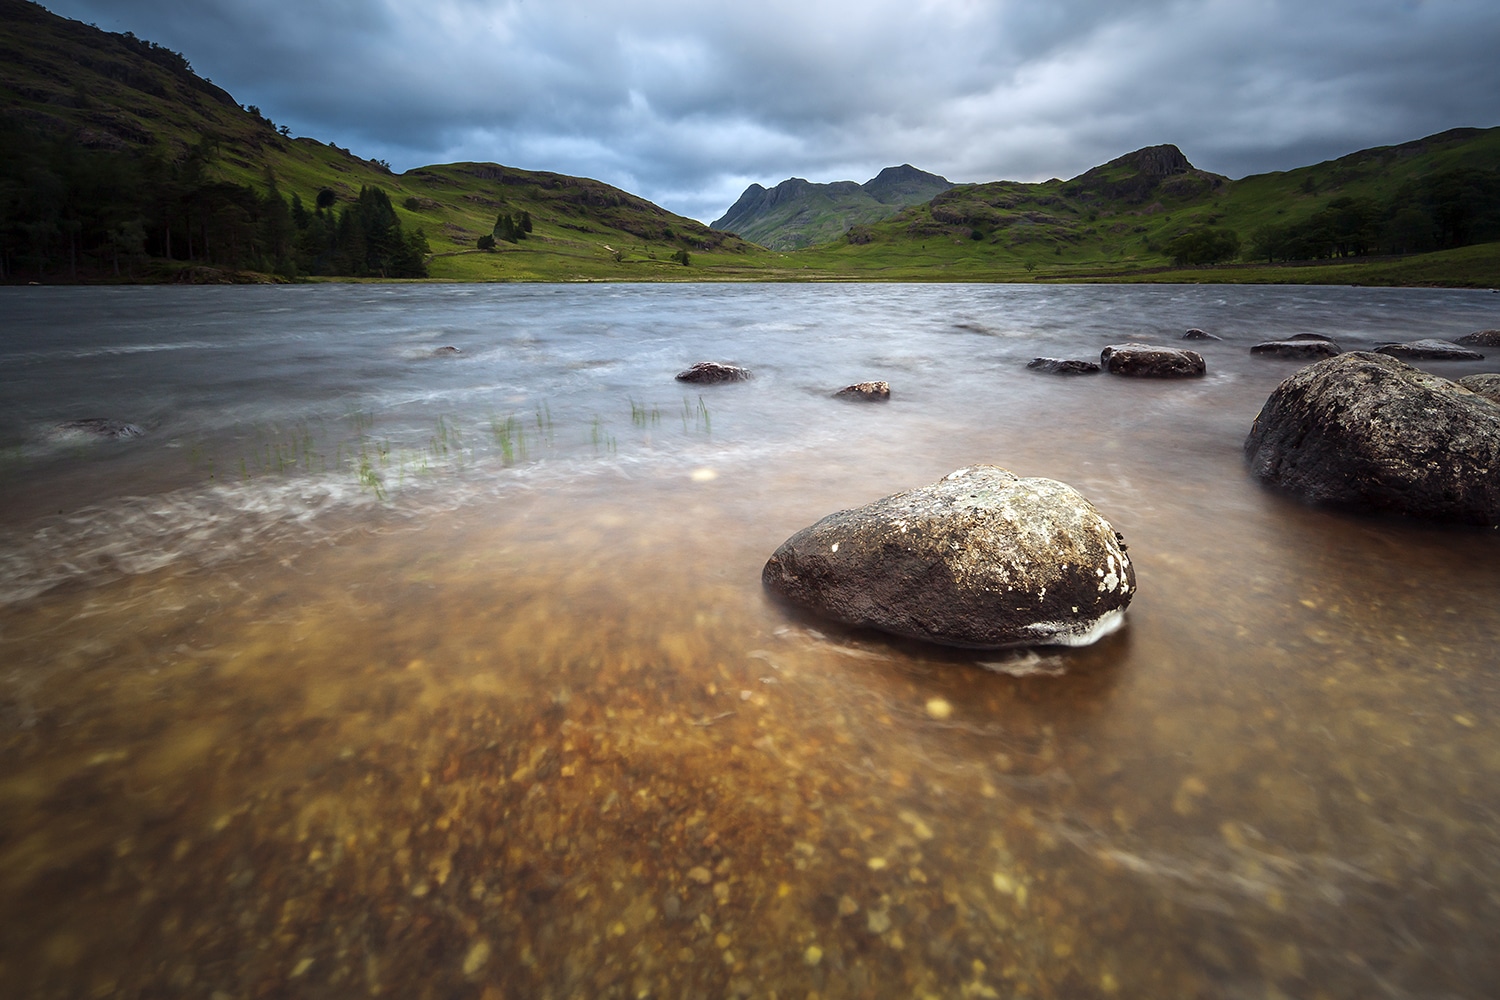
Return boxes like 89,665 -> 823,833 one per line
2,284 -> 1500,998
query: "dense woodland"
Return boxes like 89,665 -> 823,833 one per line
1243,169 -> 1500,264
0,120 -> 429,280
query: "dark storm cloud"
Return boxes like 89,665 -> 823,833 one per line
40,0 -> 1500,221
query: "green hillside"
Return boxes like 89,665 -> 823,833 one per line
2,0 -> 1496,286
0,0 -> 762,282
712,165 -> 952,250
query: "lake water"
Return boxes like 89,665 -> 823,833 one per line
2,282 -> 1499,999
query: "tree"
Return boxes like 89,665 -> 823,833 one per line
1166,227 -> 1240,266
316,188 -> 337,210
476,233 -> 496,250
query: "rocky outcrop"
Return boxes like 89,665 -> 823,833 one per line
1375,339 -> 1484,361
1458,374 -> 1500,404
834,381 -> 890,401
1456,330 -> 1500,347
1100,344 -> 1205,378
1245,352 -> 1500,525
676,362 -> 751,384
1027,358 -> 1101,375
762,465 -> 1135,649
1182,329 -> 1220,341
1251,339 -> 1342,358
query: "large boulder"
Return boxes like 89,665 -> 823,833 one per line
1458,374 -> 1500,405
676,362 -> 751,383
1245,352 -> 1500,525
1100,344 -> 1205,378
762,465 -> 1135,649
1375,339 -> 1483,361
1251,339 -> 1342,358
1457,330 -> 1500,347
1027,358 -> 1100,375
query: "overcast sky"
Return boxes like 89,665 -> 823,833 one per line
41,0 -> 1500,223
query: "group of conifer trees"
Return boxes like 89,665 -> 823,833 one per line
475,210 -> 533,250
0,122 -> 428,280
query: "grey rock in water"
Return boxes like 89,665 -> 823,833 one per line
1182,328 -> 1221,341
1285,334 -> 1337,341
56,418 -> 145,440
1027,358 -> 1101,375
1456,329 -> 1500,347
676,362 -> 751,383
762,465 -> 1135,649
1458,373 -> 1500,405
1100,344 -> 1205,378
834,381 -> 891,401
432,345 -> 462,356
1374,339 -> 1484,361
1245,352 -> 1500,525
1250,339 -> 1342,358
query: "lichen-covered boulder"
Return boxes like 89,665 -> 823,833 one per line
1245,352 -> 1500,525
1457,330 -> 1500,347
1458,374 -> 1500,405
762,465 -> 1135,649
1100,344 -> 1205,378
834,381 -> 890,401
1375,339 -> 1483,361
1027,358 -> 1100,375
676,362 -> 751,383
1251,339 -> 1342,358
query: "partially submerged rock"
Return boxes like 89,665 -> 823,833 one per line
1375,339 -> 1483,361
762,465 -> 1135,649
1100,344 -> 1205,378
1026,358 -> 1100,375
55,418 -> 145,440
1458,374 -> 1500,405
676,362 -> 751,384
432,345 -> 462,356
834,381 -> 891,401
1250,339 -> 1342,358
1456,330 -> 1500,347
1245,352 -> 1500,525
1182,329 -> 1220,341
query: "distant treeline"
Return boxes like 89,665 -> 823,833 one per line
1247,168 -> 1500,263
0,122 -> 428,280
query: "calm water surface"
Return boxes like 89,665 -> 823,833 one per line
2,283 -> 1499,998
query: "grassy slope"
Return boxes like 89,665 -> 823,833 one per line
3,0 -> 1495,286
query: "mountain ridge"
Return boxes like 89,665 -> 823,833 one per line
712,164 -> 952,249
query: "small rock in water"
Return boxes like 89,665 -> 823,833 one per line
1250,339 -> 1342,358
1026,358 -> 1100,375
833,380 -> 890,401
56,418 -> 145,440
1457,374 -> 1500,405
676,361 -> 751,383
432,345 -> 462,356
1456,329 -> 1500,347
1374,339 -> 1483,361
762,465 -> 1135,649
1099,344 -> 1205,378
1182,328 -> 1221,340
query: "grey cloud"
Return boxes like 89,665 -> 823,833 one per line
41,0 -> 1500,221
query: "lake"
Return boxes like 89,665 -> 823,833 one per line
2,282 -> 1499,999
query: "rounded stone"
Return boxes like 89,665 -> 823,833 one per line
834,381 -> 891,401
1250,339 -> 1342,358
1099,344 -> 1205,378
676,362 -> 751,383
762,465 -> 1135,649
1027,358 -> 1100,375
1456,330 -> 1500,347
1182,329 -> 1220,341
1245,352 -> 1500,525
1374,339 -> 1483,361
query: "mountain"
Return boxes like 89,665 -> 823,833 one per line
712,164 -> 952,250
799,131 -> 1500,283
0,0 -> 756,282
